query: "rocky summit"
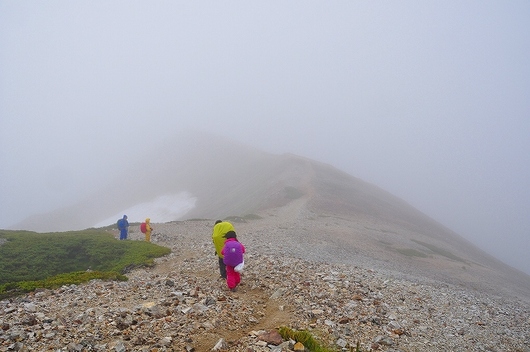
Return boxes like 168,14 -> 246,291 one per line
1,198 -> 529,351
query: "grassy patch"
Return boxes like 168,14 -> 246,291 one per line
284,186 -> 304,199
278,326 -> 337,352
224,216 -> 248,223
411,239 -> 466,263
242,213 -> 262,220
379,229 -> 398,235
395,248 -> 429,258
364,226 -> 398,235
0,271 -> 127,299
0,230 -> 170,298
224,214 -> 262,223
278,326 -> 365,352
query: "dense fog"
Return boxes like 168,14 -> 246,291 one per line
1,2 -> 529,275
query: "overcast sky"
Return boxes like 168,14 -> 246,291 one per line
1,1 -> 529,274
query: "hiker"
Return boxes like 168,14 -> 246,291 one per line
117,215 -> 129,240
212,220 -> 235,279
144,218 -> 153,242
221,230 -> 245,292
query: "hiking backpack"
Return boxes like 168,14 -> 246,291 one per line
223,240 -> 243,267
140,222 -> 147,233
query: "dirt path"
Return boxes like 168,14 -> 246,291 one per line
124,233 -> 293,351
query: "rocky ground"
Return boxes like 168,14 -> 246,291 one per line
1,202 -> 529,352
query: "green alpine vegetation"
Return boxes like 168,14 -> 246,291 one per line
278,326 -> 365,352
411,239 -> 467,263
0,229 -> 171,298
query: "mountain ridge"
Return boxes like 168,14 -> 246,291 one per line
11,134 -> 530,300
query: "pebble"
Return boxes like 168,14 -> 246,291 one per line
0,218 -> 529,352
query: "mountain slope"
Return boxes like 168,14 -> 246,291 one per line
12,133 -> 530,299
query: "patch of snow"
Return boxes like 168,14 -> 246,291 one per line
94,192 -> 196,227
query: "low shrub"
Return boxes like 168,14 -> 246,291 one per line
278,326 -> 337,352
278,326 -> 365,352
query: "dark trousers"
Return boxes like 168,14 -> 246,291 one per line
218,257 -> 227,279
119,229 -> 127,240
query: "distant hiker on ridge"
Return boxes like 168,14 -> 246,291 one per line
117,215 -> 129,240
221,230 -> 245,292
140,218 -> 153,242
212,220 -> 235,279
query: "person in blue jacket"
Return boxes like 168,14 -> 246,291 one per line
117,215 -> 129,240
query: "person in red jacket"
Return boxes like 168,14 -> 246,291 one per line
221,231 -> 245,292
